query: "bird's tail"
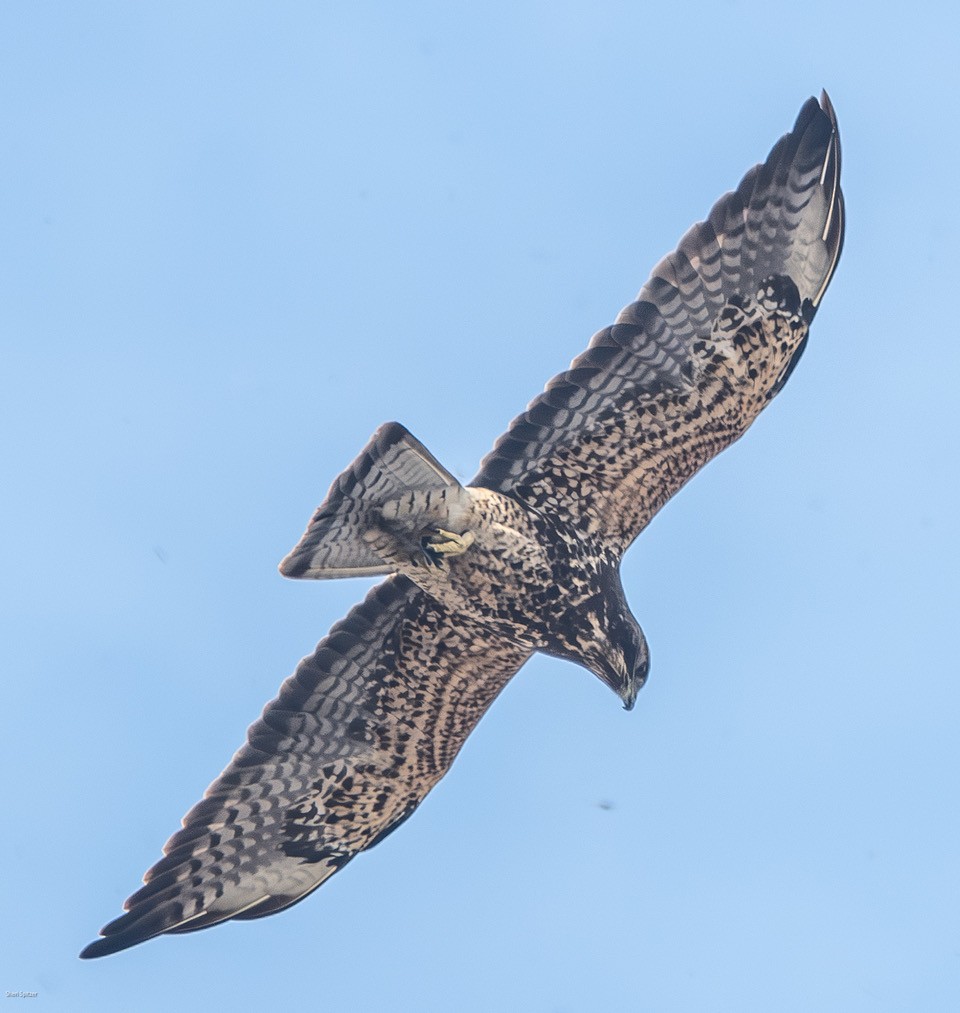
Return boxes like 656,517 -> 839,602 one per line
279,422 -> 464,579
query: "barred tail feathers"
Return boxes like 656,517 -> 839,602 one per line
279,423 -> 462,579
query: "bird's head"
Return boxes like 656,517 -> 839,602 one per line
591,564 -> 650,710
544,566 -> 650,711
592,611 -> 649,711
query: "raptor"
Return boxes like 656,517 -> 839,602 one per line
82,93 -> 844,958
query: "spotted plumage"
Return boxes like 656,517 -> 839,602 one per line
82,93 -> 844,958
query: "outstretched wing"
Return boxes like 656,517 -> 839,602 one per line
473,93 -> 844,555
81,577 -> 530,958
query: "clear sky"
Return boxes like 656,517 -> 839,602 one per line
2,3 -> 958,1011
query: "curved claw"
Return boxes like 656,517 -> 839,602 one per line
418,527 -> 475,566
410,547 -> 442,569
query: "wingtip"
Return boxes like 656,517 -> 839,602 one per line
79,939 -> 109,960
80,902 -> 194,959
811,89 -> 844,307
817,90 -> 841,171
80,918 -> 148,959
815,90 -> 841,171
277,551 -> 305,578
79,934 -> 133,960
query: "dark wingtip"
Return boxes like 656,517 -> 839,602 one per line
80,909 -> 176,959
818,89 -> 842,179
79,935 -> 128,960
811,89 -> 844,308
80,901 -> 182,959
277,552 -> 308,578
791,95 -> 822,136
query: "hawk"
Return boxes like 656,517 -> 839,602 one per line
82,93 -> 844,957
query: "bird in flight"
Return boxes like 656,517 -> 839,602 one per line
82,93 -> 844,958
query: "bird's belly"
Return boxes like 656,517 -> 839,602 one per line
397,488 -> 556,646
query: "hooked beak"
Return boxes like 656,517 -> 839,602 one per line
618,648 -> 648,712
620,681 -> 640,712
597,629 -> 649,712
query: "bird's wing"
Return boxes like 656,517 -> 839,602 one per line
473,94 -> 844,556
81,576 -> 530,958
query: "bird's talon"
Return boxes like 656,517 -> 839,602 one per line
420,527 -> 475,561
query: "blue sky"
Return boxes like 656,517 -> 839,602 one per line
2,2 -> 958,1010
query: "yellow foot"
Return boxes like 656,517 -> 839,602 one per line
413,528 -> 476,568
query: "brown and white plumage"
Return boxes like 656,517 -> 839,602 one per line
475,93 -> 843,552
82,578 -> 530,956
82,94 -> 844,958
